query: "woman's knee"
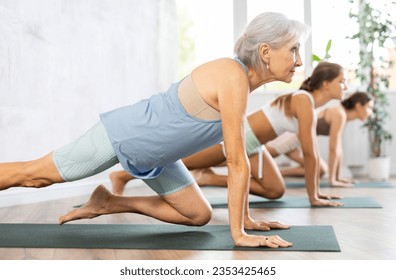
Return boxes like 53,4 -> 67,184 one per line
189,204 -> 212,226
162,183 -> 213,226
266,186 -> 285,199
261,180 -> 285,199
319,161 -> 328,177
319,164 -> 328,177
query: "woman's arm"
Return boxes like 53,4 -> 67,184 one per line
217,61 -> 291,247
294,96 -> 342,206
218,68 -> 259,246
327,108 -> 353,187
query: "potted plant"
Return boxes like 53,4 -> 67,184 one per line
348,0 -> 395,180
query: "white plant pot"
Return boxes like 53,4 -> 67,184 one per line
367,157 -> 391,180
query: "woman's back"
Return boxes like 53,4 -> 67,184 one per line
247,90 -> 314,144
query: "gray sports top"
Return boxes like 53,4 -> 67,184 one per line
100,58 -> 248,179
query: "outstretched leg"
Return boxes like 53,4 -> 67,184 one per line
0,153 -> 64,191
189,148 -> 285,199
182,144 -> 225,169
0,121 -> 118,191
190,167 -> 227,186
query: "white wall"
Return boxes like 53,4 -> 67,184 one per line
0,0 -> 177,207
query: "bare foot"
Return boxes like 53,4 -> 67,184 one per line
59,185 -> 112,224
190,168 -> 216,186
110,172 -> 129,195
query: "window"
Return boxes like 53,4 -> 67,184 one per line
177,0 -> 396,90
176,0 -> 233,79
311,0 -> 359,88
311,0 -> 396,90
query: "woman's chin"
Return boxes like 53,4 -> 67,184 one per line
281,77 -> 293,83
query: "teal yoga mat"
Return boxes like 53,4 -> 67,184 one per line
285,180 -> 395,188
0,223 -> 340,251
209,196 -> 382,208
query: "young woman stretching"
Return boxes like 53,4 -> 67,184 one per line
110,61 -> 346,207
266,91 -> 373,187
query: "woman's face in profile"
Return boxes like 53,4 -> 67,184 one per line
267,40 -> 302,83
357,100 -> 374,121
328,72 -> 347,100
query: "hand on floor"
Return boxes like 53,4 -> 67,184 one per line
318,192 -> 342,200
330,179 -> 354,188
244,216 -> 290,231
234,233 -> 293,248
310,197 -> 344,207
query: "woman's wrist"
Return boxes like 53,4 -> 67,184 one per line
231,227 -> 247,242
329,177 -> 338,184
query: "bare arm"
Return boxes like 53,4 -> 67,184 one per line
217,62 -> 291,248
327,108 -> 352,187
294,96 -> 342,206
218,67 -> 271,246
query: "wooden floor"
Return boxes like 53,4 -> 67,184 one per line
1,176 -> 396,260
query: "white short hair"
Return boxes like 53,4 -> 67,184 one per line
234,12 -> 310,71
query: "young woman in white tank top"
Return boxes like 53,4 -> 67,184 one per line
110,62 -> 348,207
266,91 -> 374,188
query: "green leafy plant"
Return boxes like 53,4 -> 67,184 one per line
348,0 -> 395,157
312,39 -> 332,62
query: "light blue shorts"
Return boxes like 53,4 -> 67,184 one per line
53,121 -> 195,196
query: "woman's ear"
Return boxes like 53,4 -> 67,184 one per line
259,43 -> 270,63
354,102 -> 363,112
322,80 -> 331,91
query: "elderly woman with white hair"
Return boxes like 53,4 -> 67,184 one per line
0,12 -> 308,248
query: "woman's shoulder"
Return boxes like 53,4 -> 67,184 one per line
291,89 -> 315,105
327,104 -> 347,121
291,89 -> 311,96
193,58 -> 249,86
286,90 -> 315,119
195,57 -> 241,68
196,58 -> 247,73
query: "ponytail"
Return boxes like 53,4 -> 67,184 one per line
299,77 -> 312,91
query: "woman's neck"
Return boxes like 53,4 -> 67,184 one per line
344,107 -> 359,121
248,67 -> 278,92
310,89 -> 332,108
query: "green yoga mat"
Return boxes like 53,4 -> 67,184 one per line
0,223 -> 340,251
285,180 -> 395,188
209,196 -> 382,208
